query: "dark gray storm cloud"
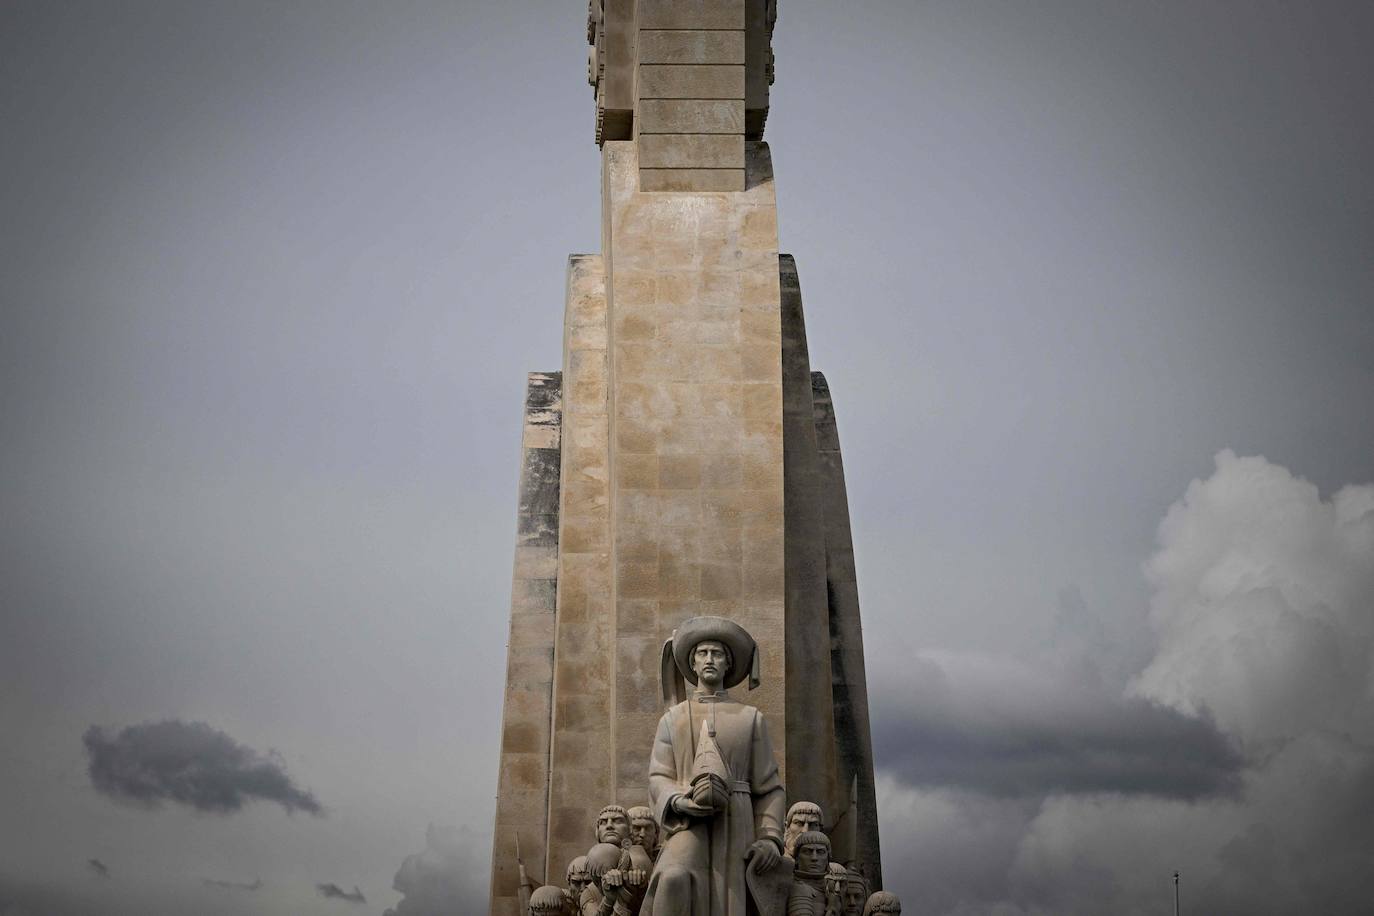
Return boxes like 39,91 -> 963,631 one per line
85,858 -> 109,879
202,876 -> 261,892
83,719 -> 322,815
872,660 -> 1243,800
316,883 -> 366,904
383,825 -> 485,916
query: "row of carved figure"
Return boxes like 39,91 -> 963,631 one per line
519,616 -> 901,916
522,801 -> 900,916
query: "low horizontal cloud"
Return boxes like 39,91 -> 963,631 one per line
83,719 -> 322,815
202,877 -> 261,892
872,652 -> 1243,800
316,883 -> 366,904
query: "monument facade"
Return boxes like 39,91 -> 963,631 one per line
489,4 -> 883,912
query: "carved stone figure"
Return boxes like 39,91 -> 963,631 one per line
787,831 -> 843,916
641,616 -> 787,916
782,802 -> 824,857
840,870 -> 869,916
626,805 -> 660,860
579,843 -> 621,916
566,856 -> 592,910
583,837 -> 651,916
861,892 -> 901,916
596,805 -> 631,846
531,884 -> 576,916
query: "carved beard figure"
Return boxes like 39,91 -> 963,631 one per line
782,803 -> 824,858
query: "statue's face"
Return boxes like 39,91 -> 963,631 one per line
788,810 -> 822,833
630,816 -> 658,849
797,842 -> 830,876
691,640 -> 730,687
567,860 -> 590,895
843,882 -> 867,914
596,809 -> 628,844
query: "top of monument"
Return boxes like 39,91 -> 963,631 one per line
587,0 -> 778,147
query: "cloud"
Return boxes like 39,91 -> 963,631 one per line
876,453 -> 1374,914
1130,450 -> 1374,747
316,883 -> 366,904
872,651 -> 1243,800
83,719 -> 323,815
383,824 -> 487,916
202,877 -> 261,891
85,859 -> 109,879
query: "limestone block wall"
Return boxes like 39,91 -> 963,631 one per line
545,255 -> 617,877
488,371 -> 562,916
603,139 -> 788,804
635,0 -> 747,191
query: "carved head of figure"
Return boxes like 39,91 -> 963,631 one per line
690,639 -> 732,690
793,830 -> 832,879
626,805 -> 658,853
595,805 -> 629,845
530,884 -> 571,916
669,616 -> 758,695
842,869 -> 871,916
783,801 -> 824,856
565,855 -> 590,899
863,891 -> 902,916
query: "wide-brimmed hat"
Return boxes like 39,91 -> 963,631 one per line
669,616 -> 758,689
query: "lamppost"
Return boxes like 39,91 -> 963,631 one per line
1173,870 -> 1180,916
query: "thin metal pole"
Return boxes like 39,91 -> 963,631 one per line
1173,870 -> 1180,916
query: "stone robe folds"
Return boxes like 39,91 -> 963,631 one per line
642,693 -> 786,916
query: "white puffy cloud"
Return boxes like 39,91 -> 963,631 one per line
1130,450 -> 1374,745
878,453 -> 1374,914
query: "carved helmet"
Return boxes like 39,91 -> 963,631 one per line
584,842 -> 623,879
530,885 -> 570,914
863,891 -> 902,915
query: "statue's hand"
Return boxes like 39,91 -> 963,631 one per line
624,868 -> 646,886
745,838 -> 781,873
602,868 -> 623,891
672,794 -> 714,819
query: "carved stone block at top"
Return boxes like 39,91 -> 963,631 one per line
638,64 -> 746,100
640,168 -> 746,193
638,29 -> 747,65
638,0 -> 745,31
638,133 -> 745,170
639,99 -> 746,135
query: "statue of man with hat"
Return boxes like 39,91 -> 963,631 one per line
640,616 -> 788,916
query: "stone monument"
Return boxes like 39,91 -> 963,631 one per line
489,3 -> 883,912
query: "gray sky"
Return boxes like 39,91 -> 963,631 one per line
2,2 -> 1372,914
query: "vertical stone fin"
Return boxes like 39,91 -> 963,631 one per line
812,371 -> 884,889
779,255 -> 841,818
488,370 -> 563,916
